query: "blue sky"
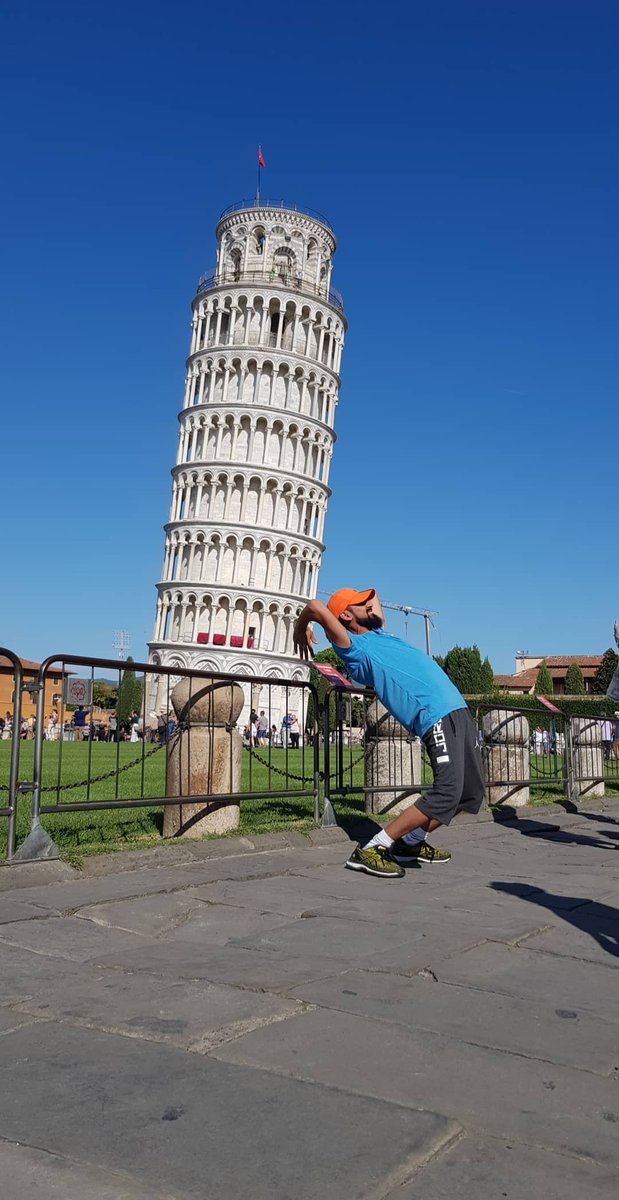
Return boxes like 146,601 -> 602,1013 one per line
1,0 -> 617,672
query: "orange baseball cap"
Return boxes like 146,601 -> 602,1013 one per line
327,587 -> 375,620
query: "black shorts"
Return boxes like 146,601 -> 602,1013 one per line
415,708 -> 485,826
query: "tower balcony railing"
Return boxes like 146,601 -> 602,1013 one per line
196,267 -> 344,313
218,198 -> 335,234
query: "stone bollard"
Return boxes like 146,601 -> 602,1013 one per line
482,709 -> 530,807
163,677 -> 244,839
365,699 -> 422,816
571,717 -> 605,799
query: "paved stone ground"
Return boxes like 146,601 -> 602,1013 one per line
1,800 -> 619,1199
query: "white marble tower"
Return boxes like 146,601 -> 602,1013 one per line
149,199 -> 347,716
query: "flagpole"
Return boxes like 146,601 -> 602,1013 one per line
257,155 -> 261,207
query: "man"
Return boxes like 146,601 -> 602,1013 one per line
293,587 -> 485,878
256,710 -> 269,745
73,705 -> 87,742
607,621 -> 619,703
601,719 -> 613,761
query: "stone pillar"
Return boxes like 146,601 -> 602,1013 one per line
571,717 -> 605,799
482,709 -> 530,807
364,699 -> 422,816
163,677 -> 244,838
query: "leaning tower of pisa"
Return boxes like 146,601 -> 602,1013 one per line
149,198 -> 347,718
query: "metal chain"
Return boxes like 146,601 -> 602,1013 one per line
243,741 -> 368,784
37,739 -> 167,793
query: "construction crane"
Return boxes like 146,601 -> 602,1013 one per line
383,601 -> 438,656
318,593 -> 438,655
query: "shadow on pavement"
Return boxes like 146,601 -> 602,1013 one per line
491,809 -> 618,851
490,881 -> 619,959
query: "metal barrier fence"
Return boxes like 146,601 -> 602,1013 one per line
476,703 -> 568,806
323,685 -> 432,818
2,644 -> 619,863
569,714 -> 619,799
7,652 -> 320,862
0,649 -> 23,861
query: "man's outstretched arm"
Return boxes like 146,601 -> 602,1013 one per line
293,600 -> 352,660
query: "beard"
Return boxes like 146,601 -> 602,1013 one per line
363,613 -> 383,630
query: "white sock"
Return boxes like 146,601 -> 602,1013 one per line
402,828 -> 428,846
363,829 -> 394,850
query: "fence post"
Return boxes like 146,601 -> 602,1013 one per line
12,664 -> 61,862
321,688 -> 337,826
365,699 -> 421,815
1,649 -> 23,862
163,677 -> 244,838
482,708 -> 530,807
570,717 -> 605,799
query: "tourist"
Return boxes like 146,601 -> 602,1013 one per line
281,712 -> 292,748
46,708 -> 59,741
289,713 -> 300,749
612,715 -> 619,760
293,588 -> 484,878
607,621 -> 619,702
256,710 -> 269,745
601,718 -> 614,761
130,710 -> 140,742
108,712 -> 117,742
73,705 -> 87,742
270,723 -> 279,746
2,711 -> 12,739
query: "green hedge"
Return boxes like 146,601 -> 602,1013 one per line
466,693 -> 618,720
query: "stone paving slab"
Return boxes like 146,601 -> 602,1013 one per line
0,848 -> 345,913
0,896 -> 63,923
96,939 -> 348,991
158,904 -> 296,945
518,916 -> 619,966
0,915 -> 153,962
212,1008 -> 619,1164
287,968 -> 618,1073
0,1141 -> 184,1200
436,940 -> 619,1016
14,967 -> 303,1051
0,944 -> 89,1005
0,1022 -> 459,1200
399,1134 -> 619,1199
75,892 -> 208,935
0,1007 -> 38,1037
231,914 -> 421,961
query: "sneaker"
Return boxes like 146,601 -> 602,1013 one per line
346,844 -> 405,878
391,839 -> 451,865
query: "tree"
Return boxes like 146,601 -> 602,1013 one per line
535,660 -> 554,695
442,645 -> 494,694
564,662 -> 585,695
117,657 -> 143,725
592,648 -> 619,695
433,654 -> 445,671
481,656 -> 495,693
93,682 -> 117,710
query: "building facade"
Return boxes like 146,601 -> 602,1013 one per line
149,200 -> 347,721
494,654 -> 605,696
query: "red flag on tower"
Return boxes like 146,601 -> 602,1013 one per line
258,146 -> 266,168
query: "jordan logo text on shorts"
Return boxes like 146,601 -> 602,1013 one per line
432,721 -> 450,763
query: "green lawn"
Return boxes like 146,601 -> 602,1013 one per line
1,740 -> 617,863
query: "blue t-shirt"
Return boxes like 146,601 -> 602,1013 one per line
335,630 -> 467,739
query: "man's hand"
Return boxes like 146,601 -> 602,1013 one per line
293,620 -> 318,660
615,620 -> 619,649
293,598 -> 352,654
